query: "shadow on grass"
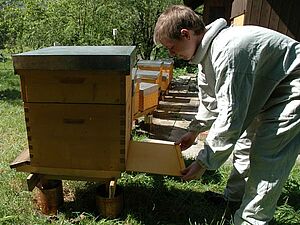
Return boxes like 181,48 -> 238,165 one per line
271,180 -> 300,225
56,168 -> 300,225
122,175 -> 228,225
0,89 -> 21,101
58,170 -> 227,225
59,182 -> 99,219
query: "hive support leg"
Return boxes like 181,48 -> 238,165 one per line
27,173 -> 41,191
35,178 -> 64,215
96,179 -> 123,218
144,114 -> 153,131
160,92 -> 165,101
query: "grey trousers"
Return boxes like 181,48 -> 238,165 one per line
225,73 -> 300,225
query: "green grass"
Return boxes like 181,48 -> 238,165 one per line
0,60 -> 300,225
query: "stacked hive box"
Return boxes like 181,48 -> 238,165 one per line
136,70 -> 161,88
137,60 -> 163,72
133,69 -> 160,117
11,46 -> 136,180
137,60 -> 163,89
139,82 -> 159,112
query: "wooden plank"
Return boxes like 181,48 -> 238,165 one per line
175,145 -> 186,172
109,180 -> 116,198
268,0 -> 280,31
249,0 -> 262,25
10,149 -> 30,168
25,103 -> 129,171
244,0 -> 252,24
232,14 -> 245,26
287,0 -> 300,40
259,0 -> 272,28
231,0 -> 247,19
14,164 -> 121,180
126,141 -> 186,176
276,0 -> 289,35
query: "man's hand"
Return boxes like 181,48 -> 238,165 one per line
175,131 -> 199,151
181,160 -> 206,181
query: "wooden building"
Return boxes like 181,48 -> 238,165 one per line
231,0 -> 300,41
203,0 -> 233,25
185,0 -> 300,41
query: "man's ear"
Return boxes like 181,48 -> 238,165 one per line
180,29 -> 190,40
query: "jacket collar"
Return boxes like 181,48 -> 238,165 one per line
190,18 -> 227,64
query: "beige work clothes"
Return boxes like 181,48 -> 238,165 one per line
189,18 -> 300,224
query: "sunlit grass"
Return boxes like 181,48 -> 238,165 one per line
0,61 -> 299,225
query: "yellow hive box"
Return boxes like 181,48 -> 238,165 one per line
137,59 -> 163,71
139,82 -> 159,112
136,69 -> 162,88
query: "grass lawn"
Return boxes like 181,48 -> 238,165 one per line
0,60 -> 300,225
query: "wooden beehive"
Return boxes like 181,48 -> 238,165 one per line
11,46 -> 136,180
139,82 -> 159,112
136,69 -> 162,88
231,0 -> 300,41
137,59 -> 163,72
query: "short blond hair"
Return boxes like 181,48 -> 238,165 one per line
154,5 -> 205,44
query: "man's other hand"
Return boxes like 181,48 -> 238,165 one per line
181,160 -> 206,181
175,131 -> 199,150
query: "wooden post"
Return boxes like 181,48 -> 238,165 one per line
35,179 -> 64,215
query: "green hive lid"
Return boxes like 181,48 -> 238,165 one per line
12,46 -> 136,72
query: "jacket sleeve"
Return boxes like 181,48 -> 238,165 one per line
187,64 -> 219,133
197,49 -> 255,170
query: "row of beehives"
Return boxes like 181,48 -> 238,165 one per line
132,59 -> 174,118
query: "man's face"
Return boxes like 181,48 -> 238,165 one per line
160,29 -> 200,61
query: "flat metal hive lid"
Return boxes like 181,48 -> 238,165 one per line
137,60 -> 163,67
136,69 -> 160,79
12,46 -> 136,72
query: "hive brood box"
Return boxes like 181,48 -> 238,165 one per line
136,69 -> 161,88
11,46 -> 136,180
137,59 -> 162,72
139,82 -> 159,112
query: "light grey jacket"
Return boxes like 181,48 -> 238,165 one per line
188,19 -> 300,170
